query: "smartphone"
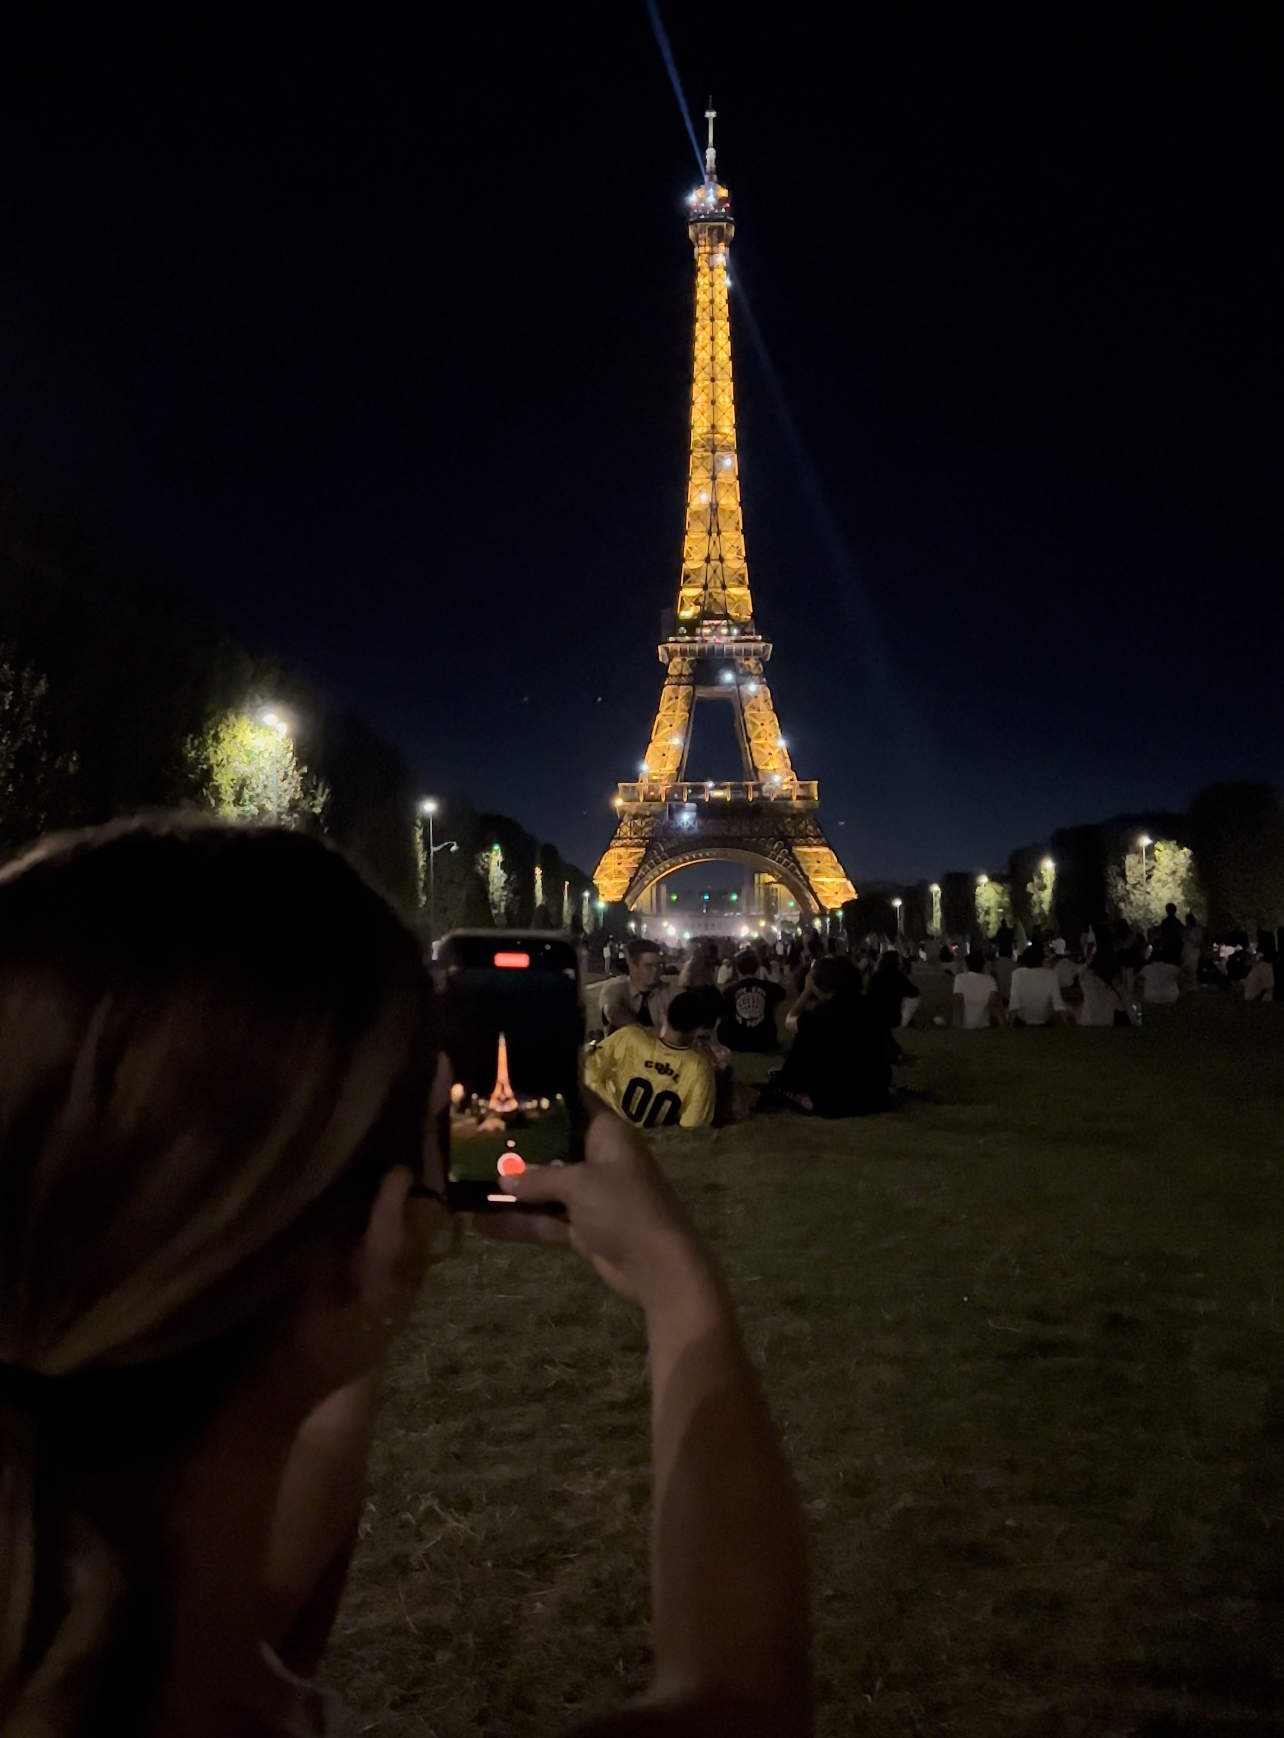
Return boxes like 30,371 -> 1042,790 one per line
438,931 -> 586,1212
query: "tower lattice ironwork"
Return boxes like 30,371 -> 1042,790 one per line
593,109 -> 856,919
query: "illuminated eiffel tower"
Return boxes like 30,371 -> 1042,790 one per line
594,108 -> 856,921
486,1031 -> 518,1114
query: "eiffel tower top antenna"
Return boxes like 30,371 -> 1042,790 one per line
704,99 -> 717,181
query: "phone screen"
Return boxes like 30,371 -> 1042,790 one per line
439,932 -> 585,1209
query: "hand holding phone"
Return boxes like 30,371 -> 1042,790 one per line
479,1096 -> 719,1313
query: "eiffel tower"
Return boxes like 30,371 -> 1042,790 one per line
594,108 -> 856,922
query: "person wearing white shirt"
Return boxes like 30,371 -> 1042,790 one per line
952,950 -> 1002,1029
598,938 -> 673,1034
1007,943 -> 1069,1026
1078,943 -> 1132,1026
1140,959 -> 1181,1004
1242,954 -> 1276,1002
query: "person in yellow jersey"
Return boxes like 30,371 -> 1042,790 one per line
586,989 -> 717,1130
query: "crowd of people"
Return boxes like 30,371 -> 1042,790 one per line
944,905 -> 1282,1029
592,934 -> 911,1129
590,903 -> 1283,1131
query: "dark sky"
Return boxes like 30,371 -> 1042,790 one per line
3,7 -> 1279,883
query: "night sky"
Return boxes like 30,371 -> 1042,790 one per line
3,8 -> 1279,884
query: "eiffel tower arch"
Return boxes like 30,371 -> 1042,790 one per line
594,107 -> 855,921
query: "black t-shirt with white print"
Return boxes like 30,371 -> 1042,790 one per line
718,974 -> 784,1052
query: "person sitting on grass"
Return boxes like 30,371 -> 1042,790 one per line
1241,933 -> 1277,1003
1138,953 -> 1182,1005
598,935 -> 671,1036
952,949 -> 1003,1029
681,984 -> 750,1126
586,989 -> 717,1129
1051,939 -> 1082,1003
770,957 -> 893,1117
1077,937 -> 1132,1025
0,821 -> 807,1738
866,949 -> 921,1034
1157,901 -> 1185,966
718,948 -> 785,1053
1007,941 -> 1070,1026
677,939 -> 719,991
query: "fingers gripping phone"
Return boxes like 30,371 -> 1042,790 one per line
438,931 -> 587,1212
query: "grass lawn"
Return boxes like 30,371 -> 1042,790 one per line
329,984 -> 1284,1737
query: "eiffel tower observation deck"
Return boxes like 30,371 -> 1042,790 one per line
593,108 -> 856,920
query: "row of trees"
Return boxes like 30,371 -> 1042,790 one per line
0,496 -> 595,929
848,788 -> 1284,947
412,808 -> 599,935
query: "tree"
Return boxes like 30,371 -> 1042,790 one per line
316,711 -> 418,913
534,842 -> 563,927
186,710 -> 326,828
1045,825 -> 1108,937
940,872 -> 976,941
927,883 -> 942,939
482,842 -> 509,924
1105,838 -> 1202,932
1025,858 -> 1055,932
974,876 -> 1012,938
0,641 -> 76,850
1,496 -> 595,919
413,817 -> 427,910
1188,782 -> 1284,934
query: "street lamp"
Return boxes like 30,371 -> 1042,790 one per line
418,799 -> 458,946
927,882 -> 942,939
891,895 -> 903,937
1137,834 -> 1152,928
260,708 -> 289,821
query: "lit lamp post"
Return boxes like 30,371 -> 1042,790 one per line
418,799 -> 458,947
891,895 -> 903,938
260,709 -> 289,822
1137,834 -> 1152,929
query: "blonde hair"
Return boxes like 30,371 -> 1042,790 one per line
0,818 -> 435,1735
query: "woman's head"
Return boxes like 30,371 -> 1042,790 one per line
812,957 -> 859,1000
0,818 -> 439,1728
0,818 -> 437,1379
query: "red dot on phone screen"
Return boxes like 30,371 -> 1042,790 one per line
496,1153 -> 526,1178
